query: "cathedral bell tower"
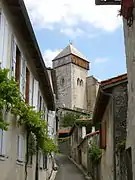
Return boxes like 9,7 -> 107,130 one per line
52,43 -> 89,110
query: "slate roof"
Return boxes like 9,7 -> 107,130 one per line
53,43 -> 88,61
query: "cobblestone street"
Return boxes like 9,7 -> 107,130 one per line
55,154 -> 85,180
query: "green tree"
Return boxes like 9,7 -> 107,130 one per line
61,112 -> 81,127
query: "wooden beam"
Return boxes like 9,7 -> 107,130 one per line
95,0 -> 121,5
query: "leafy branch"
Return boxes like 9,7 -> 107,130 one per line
88,142 -> 102,164
61,112 -> 81,127
0,69 -> 57,153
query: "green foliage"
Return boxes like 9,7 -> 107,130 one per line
94,121 -> 100,130
61,112 -> 81,127
61,111 -> 92,128
116,139 -> 126,153
75,119 -> 91,127
58,137 -> 70,143
0,69 -> 57,153
88,142 -> 102,164
28,132 -> 37,155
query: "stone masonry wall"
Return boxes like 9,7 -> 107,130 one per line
123,10 -> 135,179
113,82 -> 128,180
86,76 -> 99,112
54,63 -> 72,109
71,63 -> 88,110
100,101 -> 114,180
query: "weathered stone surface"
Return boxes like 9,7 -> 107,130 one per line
113,82 -> 128,180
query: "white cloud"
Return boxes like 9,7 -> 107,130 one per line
24,0 -> 122,34
43,49 -> 61,67
94,58 -> 108,63
60,28 -> 84,38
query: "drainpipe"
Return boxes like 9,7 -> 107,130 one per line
100,88 -> 116,180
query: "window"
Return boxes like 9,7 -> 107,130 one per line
28,154 -> 33,165
100,119 -> 106,149
17,135 -> 24,162
11,36 -> 17,76
39,96 -> 42,112
77,78 -> 80,85
15,46 -> 21,84
80,79 -> 83,86
43,154 -> 47,169
20,56 -> 26,96
126,147 -> 133,180
37,92 -> 42,112
33,79 -> 38,110
25,67 -> 30,104
0,129 -> 6,156
39,152 -> 43,169
29,75 -> 34,106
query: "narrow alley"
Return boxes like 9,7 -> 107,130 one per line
55,154 -> 85,180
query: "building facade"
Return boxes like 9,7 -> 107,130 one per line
0,1 -> 56,180
93,74 -> 128,180
123,3 -> 135,179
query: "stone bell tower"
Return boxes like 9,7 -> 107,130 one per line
52,43 -> 89,110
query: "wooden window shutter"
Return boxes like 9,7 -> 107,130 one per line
33,79 -> 38,111
20,57 -> 26,96
11,36 -> 17,76
29,74 -> 34,106
100,120 -> 106,149
2,22 -> 8,69
25,67 -> 30,104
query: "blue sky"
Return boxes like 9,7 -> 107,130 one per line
24,0 -> 126,81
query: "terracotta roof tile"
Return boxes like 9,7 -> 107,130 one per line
87,130 -> 100,137
58,129 -> 71,134
101,73 -> 127,86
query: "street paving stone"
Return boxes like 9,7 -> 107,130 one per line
55,154 -> 85,180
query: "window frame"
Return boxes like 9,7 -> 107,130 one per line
0,129 -> 7,157
25,67 -> 30,104
17,134 -> 24,163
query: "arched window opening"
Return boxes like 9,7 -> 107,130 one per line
77,78 -> 80,86
80,79 -> 83,86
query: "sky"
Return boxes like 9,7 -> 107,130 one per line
24,0 -> 126,81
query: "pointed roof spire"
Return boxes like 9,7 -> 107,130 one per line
53,43 -> 88,61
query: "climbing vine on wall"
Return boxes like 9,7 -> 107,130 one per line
116,139 -> 126,153
88,142 -> 102,164
0,69 -> 57,153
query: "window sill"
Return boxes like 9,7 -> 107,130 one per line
16,160 -> 24,166
0,155 -> 8,161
